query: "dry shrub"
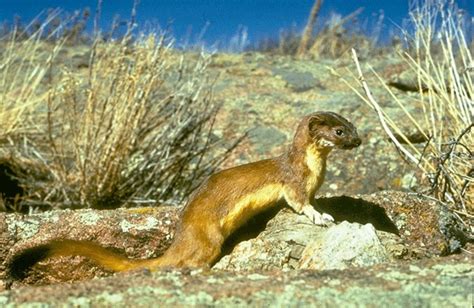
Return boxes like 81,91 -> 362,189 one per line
253,8 -> 383,59
42,36 -> 234,209
341,1 -> 473,224
252,27 -> 301,55
308,8 -> 384,59
1,26 -> 238,211
0,17 -> 67,212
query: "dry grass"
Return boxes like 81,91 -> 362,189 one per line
297,0 -> 323,58
254,7 -> 383,59
0,28 -> 62,141
0,20 -> 238,211
340,1 -> 473,224
308,8 -> 377,59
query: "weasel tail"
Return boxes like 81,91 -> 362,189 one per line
8,240 -> 162,280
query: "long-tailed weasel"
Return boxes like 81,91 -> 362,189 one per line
8,111 -> 361,279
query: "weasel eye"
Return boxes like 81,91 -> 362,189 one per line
335,129 -> 344,136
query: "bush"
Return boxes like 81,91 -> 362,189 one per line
0,21 -> 237,211
251,7 -> 385,59
345,1 -> 473,221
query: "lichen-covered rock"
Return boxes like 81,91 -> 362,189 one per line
215,208 -> 398,271
215,191 -> 470,272
0,207 -> 179,288
359,191 -> 471,255
271,67 -> 321,92
0,255 -> 471,307
247,125 -> 287,155
299,222 -> 389,270
214,207 -> 322,271
1,191 -> 469,289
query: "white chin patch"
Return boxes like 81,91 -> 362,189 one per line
319,139 -> 335,147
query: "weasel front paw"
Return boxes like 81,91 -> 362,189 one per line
302,205 -> 334,226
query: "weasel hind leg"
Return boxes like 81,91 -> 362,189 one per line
146,223 -> 224,269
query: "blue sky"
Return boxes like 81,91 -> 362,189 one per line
0,0 -> 472,47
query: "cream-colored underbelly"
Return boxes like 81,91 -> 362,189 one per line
220,184 -> 283,237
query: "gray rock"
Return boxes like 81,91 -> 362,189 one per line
1,257 -> 471,307
248,125 -> 287,155
214,209 -> 396,271
299,221 -> 389,270
272,68 -> 321,92
214,209 -> 318,271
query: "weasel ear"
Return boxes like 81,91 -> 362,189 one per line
308,114 -> 327,138
308,114 -> 327,130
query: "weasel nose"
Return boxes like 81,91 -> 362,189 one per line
353,137 -> 362,147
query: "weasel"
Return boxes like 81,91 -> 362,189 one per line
8,111 -> 361,279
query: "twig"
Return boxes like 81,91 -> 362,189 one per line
430,123 -> 473,210
334,8 -> 364,30
454,209 -> 474,219
351,48 -> 420,165
93,0 -> 103,36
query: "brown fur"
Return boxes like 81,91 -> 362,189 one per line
8,111 -> 361,279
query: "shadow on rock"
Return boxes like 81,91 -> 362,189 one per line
221,195 -> 399,260
221,201 -> 285,257
312,196 -> 399,235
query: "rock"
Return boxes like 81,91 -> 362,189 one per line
216,191 -> 469,271
1,191 -> 469,289
299,221 -> 389,270
247,125 -> 287,155
0,207 -> 179,288
215,207 -> 398,271
69,53 -> 90,69
271,67 -> 321,92
214,207 -> 320,271
360,191 -> 471,255
0,256 -> 471,306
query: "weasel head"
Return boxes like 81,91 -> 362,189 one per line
304,111 -> 361,151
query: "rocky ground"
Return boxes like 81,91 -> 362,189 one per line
1,50 -> 472,306
0,191 -> 472,306
1,256 -> 471,306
